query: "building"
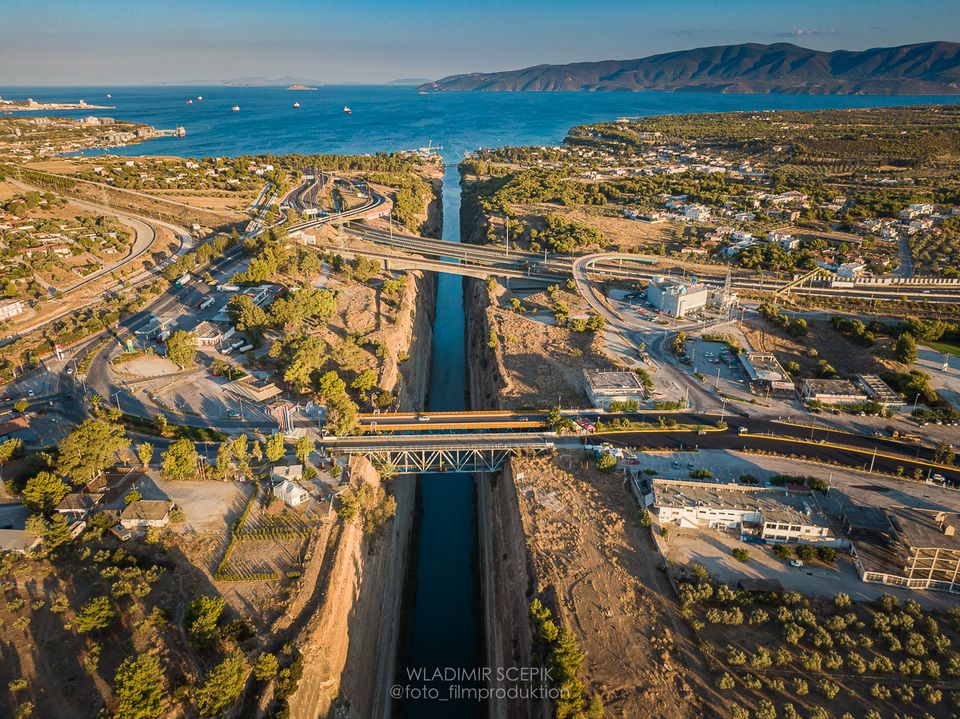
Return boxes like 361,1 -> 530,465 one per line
273,479 -> 310,507
767,231 -> 799,250
651,479 -> 834,544
227,375 -> 283,402
193,321 -> 235,347
837,262 -> 866,279
55,492 -> 103,520
582,370 -> 647,410
0,300 -> 26,322
120,500 -> 174,529
799,379 -> 868,406
738,353 -> 795,393
271,463 -> 304,483
646,277 -> 709,318
854,508 -> 960,593
0,529 -> 41,555
856,374 -> 904,409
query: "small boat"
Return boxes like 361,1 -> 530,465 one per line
106,93 -> 112,99
174,126 -> 186,137
197,95 -> 203,101
186,99 -> 193,104
343,105 -> 352,115
231,105 -> 240,112
293,101 -> 300,108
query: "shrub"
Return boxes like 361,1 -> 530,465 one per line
732,548 -> 750,562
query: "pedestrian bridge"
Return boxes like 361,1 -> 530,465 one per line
318,433 -> 557,474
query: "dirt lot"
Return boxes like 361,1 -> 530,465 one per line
487,285 -> 613,409
743,314 -> 895,378
515,203 -> 682,251
511,454 -> 706,718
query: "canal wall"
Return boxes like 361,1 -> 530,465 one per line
462,172 -> 542,719
284,185 -> 441,719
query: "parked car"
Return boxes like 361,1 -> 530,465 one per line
789,560 -> 804,568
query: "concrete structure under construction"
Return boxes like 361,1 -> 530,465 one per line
582,370 -> 647,410
853,507 -> 960,594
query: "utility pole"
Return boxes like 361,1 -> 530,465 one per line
715,366 -> 721,390
505,215 -> 510,256
869,445 -> 877,474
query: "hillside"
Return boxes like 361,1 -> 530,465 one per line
420,41 -> 960,95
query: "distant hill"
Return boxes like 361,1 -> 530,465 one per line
420,42 -> 960,95
224,76 -> 319,87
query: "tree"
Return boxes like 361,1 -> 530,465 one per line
56,418 -> 129,486
351,368 -> 378,399
138,443 -> 154,469
265,433 -> 285,463
934,441 -> 956,466
161,438 -> 198,480
124,490 -> 142,506
186,595 -> 225,645
13,398 -> 29,414
76,596 -> 116,633
212,441 -> 234,481
295,435 -> 314,466
893,333 -> 919,365
113,653 -> 164,719
21,471 -> 70,513
253,653 -> 279,682
250,440 -> 263,463
317,371 -> 347,403
194,651 -> 247,717
154,414 -> 168,436
165,330 -> 197,369
596,454 -> 617,472
0,438 -> 22,465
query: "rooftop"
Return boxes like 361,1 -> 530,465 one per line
120,499 -> 173,522
890,508 -> 960,552
801,378 -> 863,396
583,369 -> 645,392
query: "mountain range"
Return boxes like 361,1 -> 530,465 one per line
419,42 -> 960,95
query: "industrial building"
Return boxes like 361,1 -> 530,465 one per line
738,352 -> 795,393
645,276 -> 709,318
799,378 -> 868,406
856,374 -> 904,409
853,507 -> 960,594
650,479 -> 834,544
582,370 -> 647,410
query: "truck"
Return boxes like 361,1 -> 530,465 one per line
217,283 -> 239,292
236,343 -> 254,353
175,273 -> 192,288
198,297 -> 215,310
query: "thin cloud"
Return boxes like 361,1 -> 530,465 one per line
776,29 -> 840,38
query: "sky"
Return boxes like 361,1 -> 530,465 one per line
0,0 -> 957,85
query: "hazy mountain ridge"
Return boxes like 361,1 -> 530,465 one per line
420,42 -> 960,94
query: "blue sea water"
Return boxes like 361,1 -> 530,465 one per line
4,85 -> 955,716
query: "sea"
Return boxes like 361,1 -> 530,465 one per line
3,84 -> 956,717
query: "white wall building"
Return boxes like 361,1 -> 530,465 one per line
646,277 -> 709,318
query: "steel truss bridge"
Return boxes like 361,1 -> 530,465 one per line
319,434 -> 556,474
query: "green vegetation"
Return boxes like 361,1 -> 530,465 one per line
529,599 -> 603,718
165,330 -> 197,369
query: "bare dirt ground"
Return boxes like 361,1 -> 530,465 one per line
511,454 -> 706,719
487,286 -> 612,409
519,202 -> 682,251
742,315 -> 896,378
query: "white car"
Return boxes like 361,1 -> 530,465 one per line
789,560 -> 804,568
417,415 -> 431,422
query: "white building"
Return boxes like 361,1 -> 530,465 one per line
646,277 -> 709,318
652,480 -> 834,544
837,262 -> 866,279
0,300 -> 26,321
120,500 -> 174,529
273,479 -> 310,507
767,231 -> 799,250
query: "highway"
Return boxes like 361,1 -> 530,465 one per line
341,224 -> 960,304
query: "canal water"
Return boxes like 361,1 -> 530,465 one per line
7,84 -> 954,716
397,159 -> 483,717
